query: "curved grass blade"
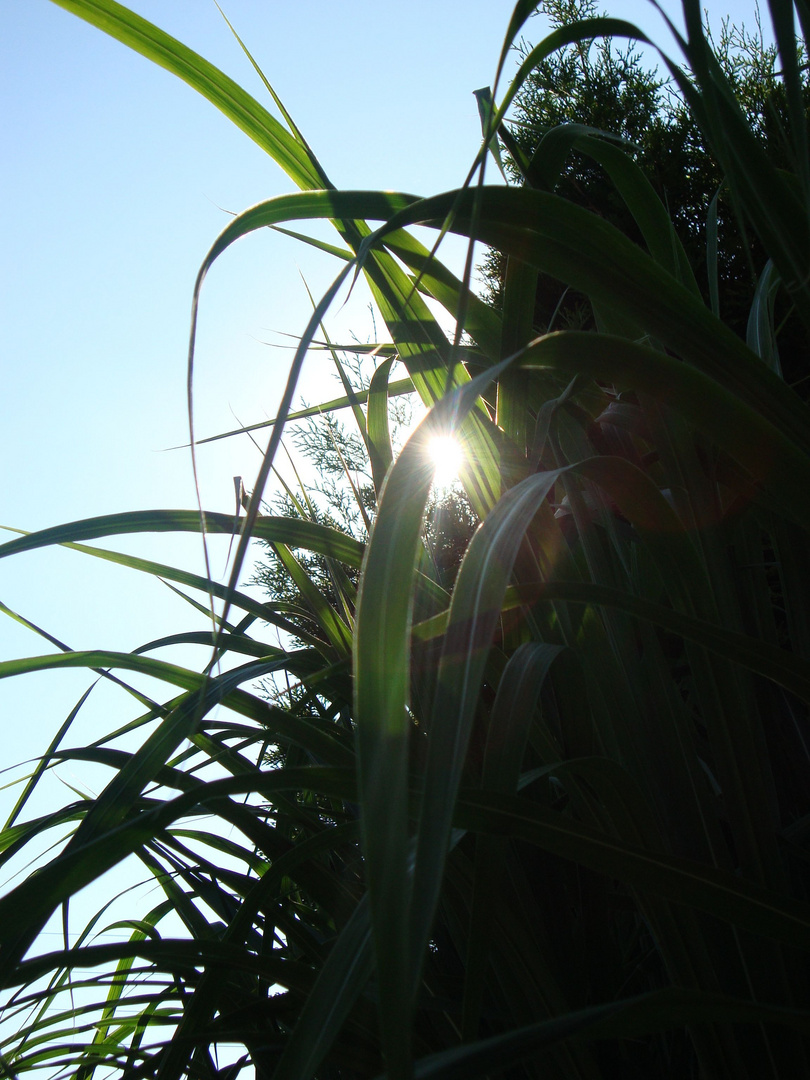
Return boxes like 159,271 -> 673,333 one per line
371,186 -> 810,457
187,376 -> 413,448
462,642 -> 564,1039
270,542 -> 353,658
0,764 -> 357,985
515,331 -> 810,530
0,512 -> 365,568
354,358 -> 512,1077
494,580 -> 810,705
455,784 -> 810,950
747,259 -> 783,373
47,0 -> 326,190
408,988 -> 810,1080
270,898 -> 374,1080
410,467 -> 566,991
365,357 -> 397,497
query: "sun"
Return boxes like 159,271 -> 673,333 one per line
428,435 -> 463,489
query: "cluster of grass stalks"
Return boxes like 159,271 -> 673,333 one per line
2,0 -> 810,1076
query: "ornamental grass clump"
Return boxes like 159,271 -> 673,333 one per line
2,0 -> 810,1077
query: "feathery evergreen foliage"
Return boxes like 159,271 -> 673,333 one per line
480,0 -> 810,394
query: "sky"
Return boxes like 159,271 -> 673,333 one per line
2,0 -> 767,791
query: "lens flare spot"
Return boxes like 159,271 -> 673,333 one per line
428,435 -> 463,488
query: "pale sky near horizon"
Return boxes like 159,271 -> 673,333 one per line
2,0 -> 765,782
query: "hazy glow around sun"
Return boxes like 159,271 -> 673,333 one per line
428,435 -> 463,488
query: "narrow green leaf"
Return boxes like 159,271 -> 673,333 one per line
366,357 -> 396,497
47,0 -> 326,190
354,359 -> 512,1076
463,642 -> 564,1039
455,788 -> 810,951
409,988 -> 810,1080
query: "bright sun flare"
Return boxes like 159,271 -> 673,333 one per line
428,435 -> 463,488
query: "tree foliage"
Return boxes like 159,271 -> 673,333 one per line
481,0 -> 810,393
252,347 -> 480,653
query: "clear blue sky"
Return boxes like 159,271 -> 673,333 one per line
1,0 -> 763,776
